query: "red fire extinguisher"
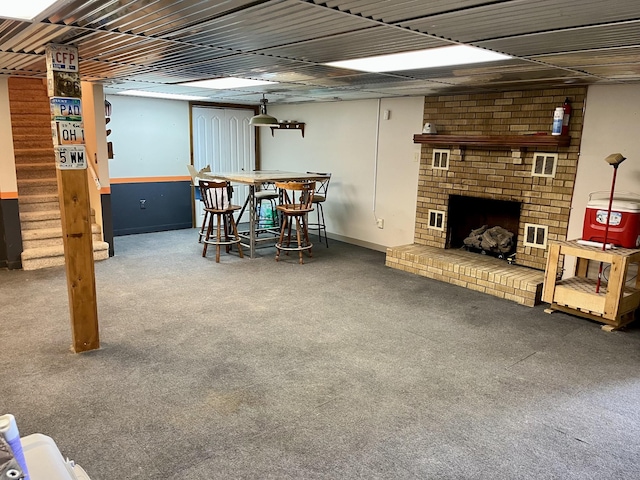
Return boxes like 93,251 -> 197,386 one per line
561,97 -> 571,136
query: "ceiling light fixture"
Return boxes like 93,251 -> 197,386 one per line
0,0 -> 59,20
249,94 -> 279,127
178,77 -> 277,89
325,45 -> 511,73
116,90 -> 209,101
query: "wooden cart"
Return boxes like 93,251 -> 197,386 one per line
543,240 -> 640,330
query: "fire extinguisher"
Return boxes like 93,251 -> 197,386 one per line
561,97 -> 571,136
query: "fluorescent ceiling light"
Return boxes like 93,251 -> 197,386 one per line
325,45 -> 511,73
178,77 -> 277,89
0,0 -> 59,20
117,90 -> 209,101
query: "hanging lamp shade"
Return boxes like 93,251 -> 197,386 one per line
250,94 -> 278,126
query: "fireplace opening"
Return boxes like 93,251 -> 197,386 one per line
446,195 -> 521,258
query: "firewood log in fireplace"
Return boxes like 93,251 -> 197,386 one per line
463,225 -> 514,254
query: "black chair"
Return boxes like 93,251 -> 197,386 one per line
306,172 -> 331,247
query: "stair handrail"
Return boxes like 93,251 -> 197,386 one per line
87,161 -> 101,190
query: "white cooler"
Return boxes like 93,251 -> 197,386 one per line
21,434 -> 91,480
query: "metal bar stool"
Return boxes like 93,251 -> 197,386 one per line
255,182 -> 279,230
199,180 -> 244,263
275,181 -> 315,264
306,172 -> 331,247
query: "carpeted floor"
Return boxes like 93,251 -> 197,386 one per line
1,228 -> 640,479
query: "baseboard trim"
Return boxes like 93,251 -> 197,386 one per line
326,233 -> 387,253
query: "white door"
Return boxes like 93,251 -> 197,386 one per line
192,106 -> 255,224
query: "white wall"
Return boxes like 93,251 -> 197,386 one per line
568,84 -> 640,241
106,95 -> 191,178
262,97 -> 424,250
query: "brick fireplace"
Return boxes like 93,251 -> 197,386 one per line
386,87 -> 586,306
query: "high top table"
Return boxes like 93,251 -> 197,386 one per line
198,170 -> 327,258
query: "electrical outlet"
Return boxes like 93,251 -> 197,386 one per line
376,218 -> 384,229
414,152 -> 421,163
139,199 -> 146,209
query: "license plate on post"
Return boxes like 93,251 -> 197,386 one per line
52,121 -> 85,145
55,145 -> 87,170
50,97 -> 82,121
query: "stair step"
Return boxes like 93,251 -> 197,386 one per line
20,209 -> 61,222
14,148 -> 55,165
22,229 -> 103,249
21,241 -> 109,271
10,102 -> 50,115
22,224 -> 101,240
8,78 -> 46,89
19,194 -> 59,212
11,114 -> 51,128
18,178 -> 58,196
13,134 -> 54,150
16,162 -> 57,179
14,125 -> 53,136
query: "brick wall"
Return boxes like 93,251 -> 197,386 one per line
415,87 -> 586,271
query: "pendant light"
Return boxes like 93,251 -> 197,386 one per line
249,94 -> 278,126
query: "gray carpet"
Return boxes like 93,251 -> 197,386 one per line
1,228 -> 640,479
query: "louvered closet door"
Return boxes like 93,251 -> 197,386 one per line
192,106 -> 255,224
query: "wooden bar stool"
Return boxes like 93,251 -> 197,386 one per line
199,180 -> 244,263
275,181 -> 315,264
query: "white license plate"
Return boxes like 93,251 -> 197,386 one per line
52,121 -> 84,145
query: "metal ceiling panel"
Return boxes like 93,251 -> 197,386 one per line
477,21 -> 640,57
529,47 -> 640,68
398,1 -> 640,43
162,0 -> 376,51
0,52 -> 45,71
311,0 -> 492,24
46,0 -> 270,37
2,0 -> 640,103
258,26 -> 447,63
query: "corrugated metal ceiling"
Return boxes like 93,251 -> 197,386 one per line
1,0 -> 639,104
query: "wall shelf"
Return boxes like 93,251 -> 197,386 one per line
270,122 -> 305,137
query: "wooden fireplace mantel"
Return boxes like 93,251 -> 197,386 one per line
413,134 -> 571,148
413,134 -> 571,161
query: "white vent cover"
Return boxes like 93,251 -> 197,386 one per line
428,209 -> 445,230
524,223 -> 548,248
432,149 -> 450,170
531,153 -> 558,178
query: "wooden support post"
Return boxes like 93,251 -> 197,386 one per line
57,168 -> 100,352
47,43 -> 100,353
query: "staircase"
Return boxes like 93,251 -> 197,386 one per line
8,77 -> 109,270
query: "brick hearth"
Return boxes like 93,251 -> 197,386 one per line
386,244 -> 544,307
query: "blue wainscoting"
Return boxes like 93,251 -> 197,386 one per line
111,180 -> 192,236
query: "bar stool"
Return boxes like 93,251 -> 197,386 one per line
199,180 -> 244,263
275,181 -> 315,264
306,172 -> 331,247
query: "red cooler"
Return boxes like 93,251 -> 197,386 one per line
582,192 -> 640,248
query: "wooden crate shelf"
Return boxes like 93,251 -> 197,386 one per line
543,240 -> 640,330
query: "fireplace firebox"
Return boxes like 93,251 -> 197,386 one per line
446,195 -> 522,256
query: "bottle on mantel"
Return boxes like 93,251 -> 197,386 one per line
561,97 -> 571,136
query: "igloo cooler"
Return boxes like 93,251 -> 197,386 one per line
582,192 -> 640,248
